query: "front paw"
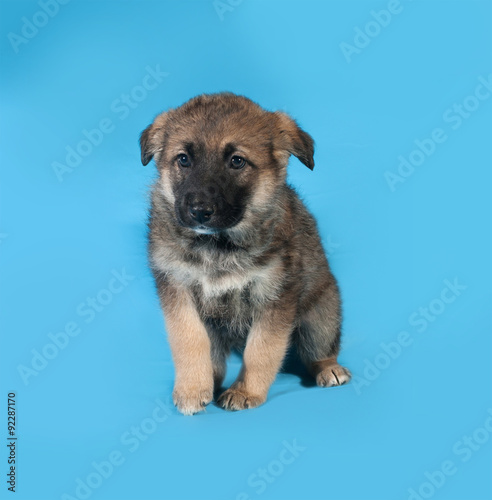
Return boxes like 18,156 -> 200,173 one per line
173,385 -> 213,416
218,387 -> 265,411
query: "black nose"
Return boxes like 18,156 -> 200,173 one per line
189,202 -> 214,224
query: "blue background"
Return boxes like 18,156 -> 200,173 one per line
1,0 -> 491,499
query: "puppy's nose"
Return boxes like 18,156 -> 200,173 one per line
189,202 -> 214,224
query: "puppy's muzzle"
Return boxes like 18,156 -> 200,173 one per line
189,201 -> 215,224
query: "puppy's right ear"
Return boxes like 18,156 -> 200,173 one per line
140,124 -> 155,166
140,112 -> 168,166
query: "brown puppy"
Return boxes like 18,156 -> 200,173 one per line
140,93 -> 351,415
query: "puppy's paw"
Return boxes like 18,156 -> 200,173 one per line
173,386 -> 213,416
218,387 -> 265,411
316,364 -> 351,387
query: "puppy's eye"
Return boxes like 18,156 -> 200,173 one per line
230,156 -> 246,170
177,154 -> 191,167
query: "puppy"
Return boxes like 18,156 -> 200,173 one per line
140,93 -> 351,414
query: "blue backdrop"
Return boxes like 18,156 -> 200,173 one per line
1,1 -> 491,499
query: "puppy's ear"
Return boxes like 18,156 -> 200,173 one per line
140,112 -> 168,166
140,124 -> 155,166
274,111 -> 315,170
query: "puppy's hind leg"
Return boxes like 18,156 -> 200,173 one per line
310,356 -> 351,387
296,288 -> 351,387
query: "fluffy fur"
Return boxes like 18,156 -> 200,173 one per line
141,93 -> 350,414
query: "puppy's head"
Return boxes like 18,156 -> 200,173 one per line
140,93 -> 314,234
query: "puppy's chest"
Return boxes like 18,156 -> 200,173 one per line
194,281 -> 252,325
190,264 -> 281,322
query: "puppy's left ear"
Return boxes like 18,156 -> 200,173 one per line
274,111 -> 315,170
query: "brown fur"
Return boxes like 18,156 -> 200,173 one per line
141,93 -> 351,414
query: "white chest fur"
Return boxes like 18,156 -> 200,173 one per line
151,243 -> 282,304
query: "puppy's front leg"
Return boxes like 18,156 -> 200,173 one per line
160,281 -> 214,415
218,302 -> 295,411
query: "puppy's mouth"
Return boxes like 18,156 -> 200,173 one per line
191,226 -> 219,235
174,204 -> 244,235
